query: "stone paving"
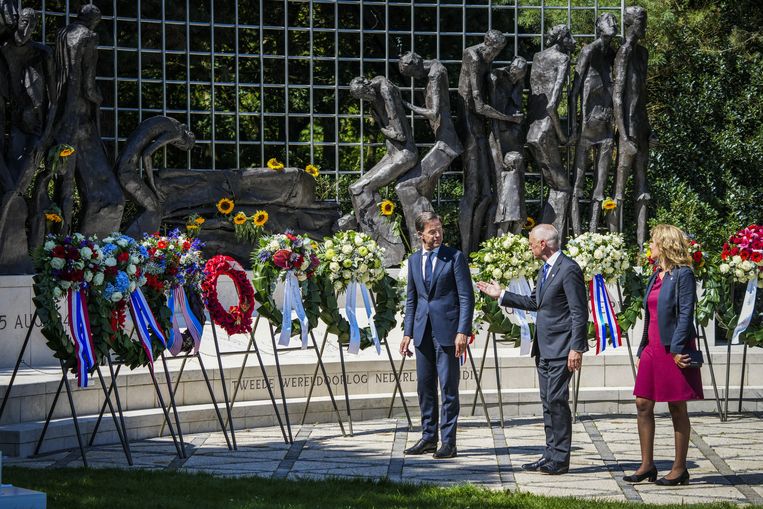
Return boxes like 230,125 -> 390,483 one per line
6,413 -> 763,506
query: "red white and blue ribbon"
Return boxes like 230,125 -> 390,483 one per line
167,287 -> 204,355
67,289 -> 96,388
589,274 -> 622,354
278,271 -> 310,349
129,287 -> 167,366
346,281 -> 381,355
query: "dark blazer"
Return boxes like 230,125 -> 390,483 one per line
403,245 -> 474,347
500,253 -> 589,360
637,265 -> 697,357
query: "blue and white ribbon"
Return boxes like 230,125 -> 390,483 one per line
67,289 -> 96,388
278,271 -> 310,349
346,281 -> 381,355
129,287 -> 167,366
506,277 -> 535,356
732,276 -> 758,344
167,287 -> 204,355
590,274 -> 622,354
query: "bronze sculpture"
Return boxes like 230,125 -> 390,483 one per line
348,76 -> 416,265
611,6 -> 651,247
396,51 -> 463,250
457,29 -> 520,254
569,13 -> 617,235
526,25 -> 576,236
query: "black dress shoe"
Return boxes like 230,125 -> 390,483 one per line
539,461 -> 569,475
521,457 -> 549,471
404,439 -> 438,455
623,466 -> 658,483
655,470 -> 690,486
433,444 -> 457,459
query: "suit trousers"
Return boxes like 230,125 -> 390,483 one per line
415,320 -> 460,445
536,356 -> 573,464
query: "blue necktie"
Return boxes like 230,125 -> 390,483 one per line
424,251 -> 433,292
539,263 -> 551,292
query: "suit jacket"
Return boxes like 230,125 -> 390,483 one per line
637,265 -> 697,357
500,253 -> 589,360
403,245 -> 474,347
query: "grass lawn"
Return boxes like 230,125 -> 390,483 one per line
4,466 -> 755,509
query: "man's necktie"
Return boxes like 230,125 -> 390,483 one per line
424,251 -> 433,292
539,263 -> 551,292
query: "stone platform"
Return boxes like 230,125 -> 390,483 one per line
5,414 -> 763,506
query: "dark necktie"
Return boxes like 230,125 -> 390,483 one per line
539,263 -> 551,292
424,251 -> 433,292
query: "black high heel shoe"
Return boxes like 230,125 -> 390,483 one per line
655,470 -> 690,486
623,466 -> 658,483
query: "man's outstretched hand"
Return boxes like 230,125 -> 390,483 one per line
476,281 -> 502,300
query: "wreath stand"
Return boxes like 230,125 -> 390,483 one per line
466,332 -> 509,427
219,315 -> 288,444
0,310 -> 137,466
387,339 -> 488,427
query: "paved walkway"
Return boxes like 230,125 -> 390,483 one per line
7,413 -> 763,505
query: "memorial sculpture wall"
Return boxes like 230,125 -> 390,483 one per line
0,3 -> 653,271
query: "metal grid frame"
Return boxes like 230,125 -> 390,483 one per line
24,0 -> 626,208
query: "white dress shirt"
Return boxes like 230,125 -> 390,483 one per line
421,247 -> 440,282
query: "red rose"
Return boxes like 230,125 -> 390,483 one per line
731,247 -> 740,256
51,245 -> 65,257
751,252 -> 763,263
117,252 -> 130,263
293,255 -> 304,269
272,249 -> 292,269
105,266 -> 118,277
157,240 -> 168,250
286,233 -> 297,242
753,240 -> 763,250
692,251 -> 702,263
740,250 -> 750,261
183,241 -> 191,251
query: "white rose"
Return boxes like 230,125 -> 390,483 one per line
484,253 -> 493,263
341,244 -> 353,255
44,240 -> 55,251
367,243 -> 376,253
329,261 -> 340,272
358,264 -> 368,273
354,235 -> 364,246
732,255 -> 742,264
130,255 -> 141,264
492,268 -> 502,279
719,263 -> 730,274
84,270 -> 93,282
80,246 -> 93,259
502,238 -> 511,249
735,269 -> 745,280
324,239 -> 334,249
126,264 -> 137,275
342,270 -> 352,280
93,272 -> 104,286
50,257 -> 65,270
53,286 -> 62,299
105,257 -> 117,267
111,292 -> 123,302
503,270 -> 514,281
593,249 -> 605,260
741,260 -> 754,272
60,280 -> 71,289
116,239 -> 128,248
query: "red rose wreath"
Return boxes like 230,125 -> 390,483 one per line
202,255 -> 255,335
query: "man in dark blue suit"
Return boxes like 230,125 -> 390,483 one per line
401,211 -> 474,459
477,224 -> 588,474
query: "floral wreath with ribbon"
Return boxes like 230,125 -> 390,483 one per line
251,231 -> 321,348
712,224 -> 763,347
202,255 -> 255,336
316,231 -> 397,353
32,233 -> 108,387
470,233 -> 542,350
92,233 -> 166,370
140,230 -> 206,360
565,232 -> 631,354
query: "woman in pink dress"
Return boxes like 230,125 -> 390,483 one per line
624,224 -> 703,486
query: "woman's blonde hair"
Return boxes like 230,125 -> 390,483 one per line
650,224 -> 693,272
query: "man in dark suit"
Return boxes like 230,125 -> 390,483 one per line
477,224 -> 588,474
401,211 -> 474,459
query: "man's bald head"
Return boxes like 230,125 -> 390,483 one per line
530,224 -> 560,251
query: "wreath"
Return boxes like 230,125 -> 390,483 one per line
202,255 -> 255,335
31,233 -> 111,381
470,234 -> 541,346
316,231 -> 397,350
250,231 -> 321,338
